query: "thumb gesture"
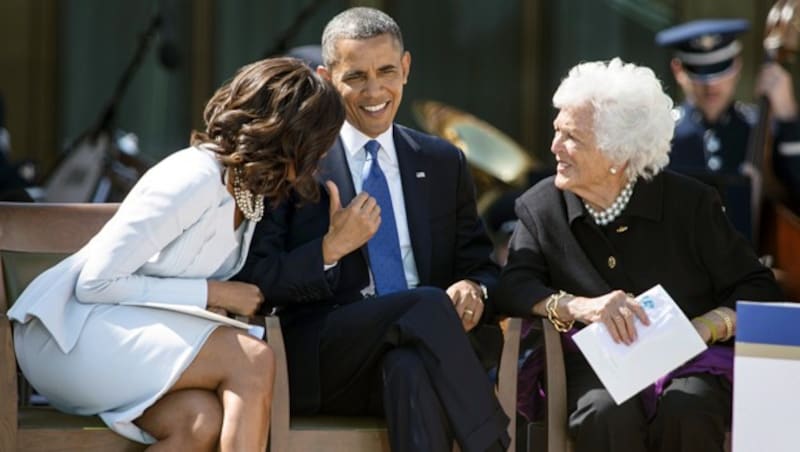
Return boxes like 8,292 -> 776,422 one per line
326,180 -> 342,219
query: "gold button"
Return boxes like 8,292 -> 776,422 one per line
616,225 -> 628,233
608,256 -> 617,269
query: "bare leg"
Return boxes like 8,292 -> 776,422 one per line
135,326 -> 274,452
135,389 -> 222,452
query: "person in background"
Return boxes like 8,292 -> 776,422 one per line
656,19 -> 800,240
286,44 -> 324,69
8,57 -> 345,451
236,7 -> 509,452
495,58 -> 783,452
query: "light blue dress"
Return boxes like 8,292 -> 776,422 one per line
9,148 -> 255,443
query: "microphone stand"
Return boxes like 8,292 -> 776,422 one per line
84,11 -> 164,146
262,0 -> 328,58
47,11 -> 163,203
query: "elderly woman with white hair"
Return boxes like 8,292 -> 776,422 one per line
496,58 -> 782,452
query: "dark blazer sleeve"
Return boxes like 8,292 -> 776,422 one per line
693,185 -> 784,309
401,126 -> 500,317
451,149 -> 501,291
234,198 -> 336,311
494,195 -> 556,318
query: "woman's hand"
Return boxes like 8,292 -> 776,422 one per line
207,280 -> 264,316
565,290 -> 650,345
207,306 -> 229,316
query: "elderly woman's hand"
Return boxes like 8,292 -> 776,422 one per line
566,290 -> 650,345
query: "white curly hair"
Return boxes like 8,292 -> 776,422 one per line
552,58 -> 674,180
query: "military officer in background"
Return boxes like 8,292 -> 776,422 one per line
656,19 -> 800,241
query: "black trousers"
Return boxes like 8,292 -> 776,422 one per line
565,352 -> 731,452
316,287 -> 510,452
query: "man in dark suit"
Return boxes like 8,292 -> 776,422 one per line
235,7 -> 509,452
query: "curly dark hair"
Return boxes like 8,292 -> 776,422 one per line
191,57 -> 345,206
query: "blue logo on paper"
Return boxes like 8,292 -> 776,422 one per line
640,296 -> 655,310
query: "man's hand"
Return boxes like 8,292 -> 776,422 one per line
756,62 -> 798,120
446,279 -> 484,332
322,180 -> 381,264
207,280 -> 264,316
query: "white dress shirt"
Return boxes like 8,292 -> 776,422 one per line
339,121 -> 419,292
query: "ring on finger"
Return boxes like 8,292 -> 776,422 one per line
464,309 -> 475,316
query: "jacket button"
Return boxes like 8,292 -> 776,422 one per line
608,256 -> 617,269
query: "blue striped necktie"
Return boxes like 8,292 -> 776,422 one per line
362,140 -> 407,295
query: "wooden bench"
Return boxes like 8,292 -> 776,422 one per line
0,202 -> 145,451
0,202 -> 522,451
265,316 -> 521,452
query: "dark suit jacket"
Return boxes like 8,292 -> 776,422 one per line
495,171 -> 783,320
235,124 -> 499,412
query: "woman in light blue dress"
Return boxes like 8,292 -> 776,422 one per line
8,57 -> 345,451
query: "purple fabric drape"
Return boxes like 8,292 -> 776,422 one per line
517,319 -> 733,422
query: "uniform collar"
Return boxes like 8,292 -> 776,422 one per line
685,101 -> 735,126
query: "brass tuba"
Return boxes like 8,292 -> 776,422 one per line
412,100 -> 539,212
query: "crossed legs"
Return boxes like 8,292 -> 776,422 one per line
315,287 -> 509,452
135,326 -> 274,452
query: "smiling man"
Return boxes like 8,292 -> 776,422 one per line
235,7 -> 510,452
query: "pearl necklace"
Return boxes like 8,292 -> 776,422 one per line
232,166 -> 264,222
583,179 -> 635,226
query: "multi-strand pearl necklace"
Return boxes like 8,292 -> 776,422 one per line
583,179 -> 635,226
232,166 -> 264,222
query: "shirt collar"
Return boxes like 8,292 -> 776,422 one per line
340,121 -> 396,164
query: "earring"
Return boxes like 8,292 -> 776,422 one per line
609,167 -> 618,175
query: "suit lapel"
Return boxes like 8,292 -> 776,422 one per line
394,126 -> 432,284
318,137 -> 357,206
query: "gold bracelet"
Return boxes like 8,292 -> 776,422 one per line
711,309 -> 734,341
694,316 -> 717,344
545,291 -> 574,332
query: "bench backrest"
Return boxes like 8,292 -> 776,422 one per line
0,202 -> 117,451
0,202 -> 118,311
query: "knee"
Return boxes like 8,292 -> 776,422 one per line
179,393 -> 223,450
656,388 -> 726,431
217,328 -> 275,392
571,388 -> 642,434
413,286 -> 455,314
415,286 -> 451,304
240,337 -> 275,391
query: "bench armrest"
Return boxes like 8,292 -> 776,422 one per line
497,317 -> 521,452
1,313 -> 18,451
